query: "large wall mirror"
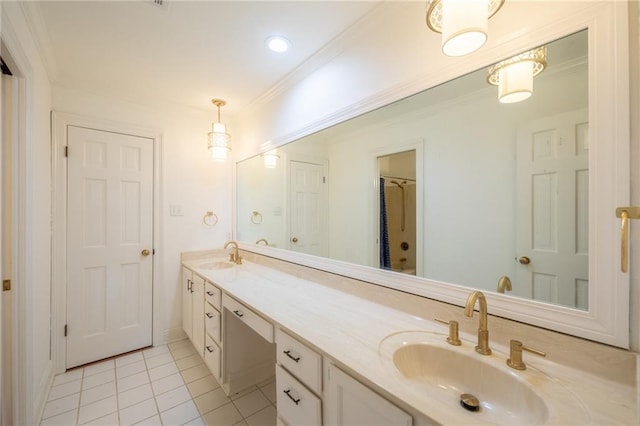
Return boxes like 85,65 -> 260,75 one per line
236,8 -> 630,348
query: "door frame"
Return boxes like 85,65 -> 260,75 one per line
51,112 -> 163,374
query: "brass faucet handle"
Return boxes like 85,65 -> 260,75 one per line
506,339 -> 546,370
434,318 -> 462,346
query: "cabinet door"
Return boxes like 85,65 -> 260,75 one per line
325,364 -> 412,426
181,267 -> 193,341
192,274 -> 205,356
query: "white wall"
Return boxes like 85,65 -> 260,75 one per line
2,2 -> 53,423
52,87 -> 232,343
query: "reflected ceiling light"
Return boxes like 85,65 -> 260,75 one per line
265,35 -> 291,53
261,152 -> 280,169
487,46 -> 547,104
426,0 -> 505,57
207,99 -> 231,162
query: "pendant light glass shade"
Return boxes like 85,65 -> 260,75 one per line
426,0 -> 504,57
487,46 -> 547,104
207,99 -> 231,162
262,152 -> 279,169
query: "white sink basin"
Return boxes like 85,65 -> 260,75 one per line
379,331 -> 587,425
197,260 -> 235,270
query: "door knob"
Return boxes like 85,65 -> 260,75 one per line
141,249 -> 151,257
291,237 -> 298,243
518,256 -> 530,265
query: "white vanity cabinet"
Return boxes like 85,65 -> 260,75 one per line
181,266 -> 204,355
204,281 -> 223,381
275,329 -> 323,425
324,363 -> 412,426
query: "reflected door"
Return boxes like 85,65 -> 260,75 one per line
289,160 -> 326,256
66,126 -> 154,368
516,109 -> 589,309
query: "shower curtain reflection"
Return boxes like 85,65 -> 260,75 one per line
381,177 -> 416,275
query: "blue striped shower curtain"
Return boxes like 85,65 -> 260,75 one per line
379,177 -> 391,269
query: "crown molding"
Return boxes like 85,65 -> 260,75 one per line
19,1 -> 58,82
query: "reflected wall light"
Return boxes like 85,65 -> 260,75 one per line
426,0 -> 505,57
487,46 -> 547,103
208,99 -> 231,162
261,151 -> 280,169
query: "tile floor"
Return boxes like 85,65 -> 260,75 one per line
40,339 -> 277,425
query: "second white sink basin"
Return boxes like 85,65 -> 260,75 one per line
379,331 -> 587,425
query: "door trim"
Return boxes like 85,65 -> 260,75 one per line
51,112 -> 163,374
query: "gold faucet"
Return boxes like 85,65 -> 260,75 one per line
497,276 -> 512,293
224,240 -> 242,264
464,291 -> 491,355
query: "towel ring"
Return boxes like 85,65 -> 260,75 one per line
203,211 -> 218,227
251,211 -> 263,224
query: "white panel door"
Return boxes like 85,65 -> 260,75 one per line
66,126 -> 153,368
516,110 -> 589,309
289,160 -> 327,256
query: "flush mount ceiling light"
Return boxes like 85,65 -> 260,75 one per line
207,99 -> 231,162
426,0 -> 505,57
261,152 -> 280,169
265,35 -> 291,53
487,46 -> 547,104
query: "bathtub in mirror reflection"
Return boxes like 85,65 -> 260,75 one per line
236,30 -> 588,310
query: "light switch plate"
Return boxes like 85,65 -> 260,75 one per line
170,204 -> 184,216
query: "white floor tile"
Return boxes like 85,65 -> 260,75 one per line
81,411 -> 119,425
148,362 -> 179,382
80,381 -> 116,407
181,364 -> 210,384
186,375 -> 219,399
202,402 -> 243,426
118,383 -> 154,409
168,339 -> 192,351
39,408 -> 78,425
83,370 -> 116,391
144,351 -> 174,369
151,372 -> 185,396
176,354 -> 203,371
183,415 -> 205,426
48,379 -> 82,401
232,390 -> 270,419
133,414 -> 162,425
52,369 -> 83,387
115,351 -> 144,367
245,405 -> 276,426
159,400 -> 200,425
119,398 -> 159,426
117,360 -> 147,380
170,345 -> 198,361
83,360 -> 114,378
142,345 -> 169,359
42,393 -> 80,420
258,382 -> 276,405
155,385 -> 192,412
194,388 -> 230,415
77,395 -> 117,425
118,371 -> 150,393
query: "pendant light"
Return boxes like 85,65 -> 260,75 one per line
487,46 -> 547,104
426,0 -> 505,57
261,152 -> 280,169
208,99 -> 231,162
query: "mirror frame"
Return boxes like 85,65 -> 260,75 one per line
234,2 -> 630,348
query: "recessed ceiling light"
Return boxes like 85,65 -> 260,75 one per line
265,36 -> 291,53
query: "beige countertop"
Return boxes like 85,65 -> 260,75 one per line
182,250 -> 637,425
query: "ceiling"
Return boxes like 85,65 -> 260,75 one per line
33,1 -> 380,116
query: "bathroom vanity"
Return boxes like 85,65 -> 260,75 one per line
181,249 -> 637,425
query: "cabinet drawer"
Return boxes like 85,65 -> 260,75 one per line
205,303 -> 221,344
276,329 -> 322,394
205,281 -> 221,310
276,364 -> 321,426
204,335 -> 221,382
223,294 -> 274,343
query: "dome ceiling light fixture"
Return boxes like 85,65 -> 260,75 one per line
487,46 -> 548,104
265,35 -> 291,53
208,99 -> 231,162
426,0 -> 505,57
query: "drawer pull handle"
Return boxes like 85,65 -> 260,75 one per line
206,346 -> 215,353
283,389 -> 300,405
206,312 -> 214,319
233,310 -> 244,318
283,350 -> 301,363
206,291 -> 215,296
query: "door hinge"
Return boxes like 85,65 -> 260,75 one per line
64,146 -> 69,157
2,279 -> 10,291
64,324 -> 68,337
152,249 -> 156,255
323,176 -> 326,183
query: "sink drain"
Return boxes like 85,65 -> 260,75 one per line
459,393 -> 480,412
